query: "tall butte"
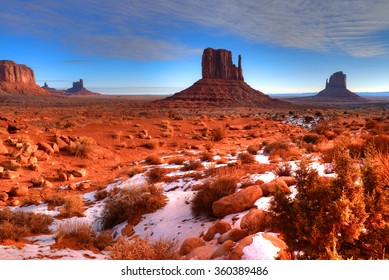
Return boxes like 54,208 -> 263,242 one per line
299,71 -> 367,102
160,48 -> 286,107
0,60 -> 50,96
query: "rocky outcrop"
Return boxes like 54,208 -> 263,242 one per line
159,48 -> 288,108
202,48 -> 243,81
0,60 -> 50,96
294,71 -> 368,103
43,79 -> 100,96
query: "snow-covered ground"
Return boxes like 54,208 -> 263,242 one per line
0,149 -> 336,260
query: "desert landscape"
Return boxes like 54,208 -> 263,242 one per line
0,45 -> 388,261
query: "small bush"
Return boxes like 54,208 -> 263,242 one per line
264,141 -> 300,161
126,165 -> 145,177
0,209 -> 53,241
238,152 -> 256,164
147,168 -> 168,183
94,230 -> 114,250
191,176 -> 238,217
108,236 -> 179,260
56,220 -> 94,246
200,151 -> 214,162
145,155 -> 163,165
59,195 -> 84,218
181,160 -> 203,171
143,141 -> 159,150
67,137 -> 95,158
274,162 -> 293,176
168,157 -> 185,165
94,190 -> 108,201
100,184 -> 166,229
247,144 -> 262,155
302,133 -> 321,144
210,127 -> 226,142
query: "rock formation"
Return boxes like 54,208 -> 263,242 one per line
295,71 -> 368,103
0,60 -> 50,96
159,48 -> 287,108
43,79 -> 100,96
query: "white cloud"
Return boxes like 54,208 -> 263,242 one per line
1,0 -> 389,59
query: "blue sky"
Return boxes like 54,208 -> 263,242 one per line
1,0 -> 389,94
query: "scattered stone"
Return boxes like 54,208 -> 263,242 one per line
58,172 -> 68,182
259,178 -> 290,196
78,182 -> 91,190
72,169 -> 87,177
228,235 -> 254,260
203,220 -> 231,241
0,143 -> 8,154
28,157 -> 38,165
56,137 -> 68,150
29,164 -> 39,171
67,174 -> 75,181
31,177 -> 45,187
212,185 -> 263,218
218,228 -> 249,244
34,150 -> 50,161
17,154 -> 29,164
15,142 -> 23,148
11,199 -> 20,206
240,208 -> 269,233
279,176 -> 297,186
10,186 -> 29,196
2,170 -> 18,179
42,180 -> 53,189
68,183 -> 77,190
38,141 -> 54,154
179,237 -> 206,255
52,143 -> 60,153
22,143 -> 38,156
9,159 -> 21,170
210,240 -> 236,260
0,192 -> 9,202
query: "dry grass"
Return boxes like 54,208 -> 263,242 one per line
168,157 -> 186,165
200,150 -> 214,162
264,141 -> 301,161
59,195 -> 84,218
247,144 -> 262,155
99,184 -> 166,229
108,236 -> 179,260
125,165 -> 145,177
210,127 -> 226,142
238,152 -> 256,164
67,137 -> 95,158
56,220 -> 94,246
145,155 -> 163,165
181,160 -> 203,171
0,208 -> 53,241
191,176 -> 238,217
274,162 -> 293,176
147,168 -> 168,183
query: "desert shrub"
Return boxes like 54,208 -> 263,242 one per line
191,176 -> 238,217
64,121 -> 77,129
168,157 -> 185,165
94,230 -> 114,250
302,133 -> 321,144
264,141 -> 301,161
181,160 -> 202,171
108,236 -> 179,260
0,208 -> 53,241
59,195 -> 84,218
100,184 -> 166,229
147,168 -> 168,183
366,135 -> 389,154
238,152 -> 255,163
56,220 -> 94,246
210,127 -> 226,142
94,190 -> 108,201
143,141 -> 159,150
126,165 -> 145,177
243,212 -> 272,235
67,137 -> 95,158
200,151 -> 213,162
247,144 -> 262,155
274,162 -> 292,176
145,155 -> 163,165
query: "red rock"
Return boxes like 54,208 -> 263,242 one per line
10,186 -> 29,196
279,176 -> 296,186
212,185 -> 263,217
210,240 -> 236,259
0,192 -> 9,202
34,150 -> 50,161
72,169 -> 87,177
68,183 -> 77,190
0,60 -> 51,96
203,220 -> 231,241
179,237 -> 206,255
240,208 -> 270,233
202,48 -> 243,81
78,182 -> 91,190
38,141 -> 54,154
56,137 -> 68,150
259,178 -> 290,196
228,235 -> 254,260
2,170 -> 18,179
218,228 -> 248,244
0,143 -> 8,154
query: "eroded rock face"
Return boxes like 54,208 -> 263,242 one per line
202,48 -> 243,81
326,71 -> 346,89
0,60 -> 35,84
0,60 -> 50,95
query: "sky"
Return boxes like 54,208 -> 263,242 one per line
1,0 -> 389,94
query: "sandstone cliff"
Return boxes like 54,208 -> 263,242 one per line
43,79 -> 100,96
160,48 -> 286,108
0,60 -> 50,96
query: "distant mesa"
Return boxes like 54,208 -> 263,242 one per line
297,71 -> 368,103
43,79 -> 100,96
160,48 -> 287,107
0,60 -> 51,96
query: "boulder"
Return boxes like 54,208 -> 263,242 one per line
58,172 -> 68,182
0,143 -> 8,154
0,192 -> 9,202
259,178 -> 290,196
210,240 -> 236,260
279,176 -> 297,186
240,208 -> 270,233
22,144 -> 38,156
212,185 -> 263,217
228,235 -> 254,260
56,137 -> 68,150
218,228 -> 248,244
31,177 -> 45,187
203,220 -> 231,241
52,143 -> 60,153
78,182 -> 91,190
34,150 -> 50,161
179,237 -> 206,255
42,180 -> 53,189
9,186 -> 29,196
2,170 -> 18,179
38,141 -> 54,154
72,169 -> 87,177
68,183 -> 77,190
